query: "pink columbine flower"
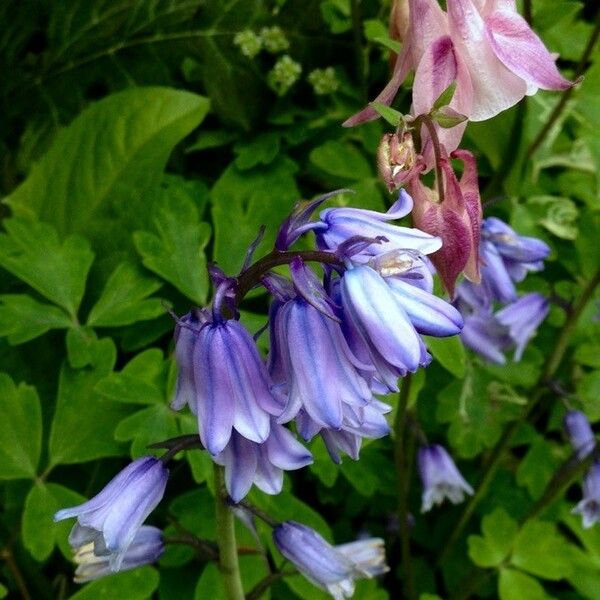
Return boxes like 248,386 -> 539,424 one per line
345,0 -> 573,155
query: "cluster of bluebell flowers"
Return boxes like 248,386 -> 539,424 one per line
172,189 -> 464,501
564,410 -> 600,528
454,217 -> 551,364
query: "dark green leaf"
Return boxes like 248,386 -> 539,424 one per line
69,566 -> 159,600
424,336 -> 467,378
234,133 -> 281,170
310,140 -> 372,180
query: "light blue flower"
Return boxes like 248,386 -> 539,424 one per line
573,462 -> 600,528
564,411 -> 596,460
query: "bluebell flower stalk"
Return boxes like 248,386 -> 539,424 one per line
564,411 -> 596,460
572,462 -> 600,528
418,445 -> 473,512
273,521 -> 388,599
54,457 -> 168,571
72,526 -> 164,582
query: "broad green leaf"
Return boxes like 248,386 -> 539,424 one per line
211,157 -> 299,274
0,373 -> 42,479
22,482 -> 85,562
96,348 -> 167,406
87,262 -> 164,327
310,140 -> 372,181
195,563 -> 226,600
516,437 -> 564,499
48,338 -> 130,467
577,370 -> 600,420
186,129 -> 237,153
66,326 -> 98,369
0,294 -> 71,344
69,566 -> 159,600
133,179 -> 211,305
115,405 -> 179,458
424,335 -> 467,378
340,446 -> 395,497
498,568 -> 552,600
234,132 -> 281,170
467,508 -> 519,568
0,219 -> 93,317
5,89 -> 210,261
511,520 -> 573,580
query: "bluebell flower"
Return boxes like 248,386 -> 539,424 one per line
173,314 -> 283,455
72,526 -> 164,582
270,298 -> 372,428
460,311 -> 510,364
564,411 -> 596,460
316,189 -> 442,261
273,521 -> 388,599
214,421 -> 312,502
54,457 -> 168,571
418,445 -> 473,512
572,461 -> 600,528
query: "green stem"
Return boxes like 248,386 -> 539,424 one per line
214,465 -> 245,600
437,268 -> 600,566
526,13 -> 600,158
393,374 -> 416,600
350,0 -> 367,102
419,116 -> 445,203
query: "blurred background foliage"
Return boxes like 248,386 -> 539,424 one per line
0,0 -> 599,598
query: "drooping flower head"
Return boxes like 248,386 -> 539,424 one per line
273,521 -> 388,599
564,411 -> 596,461
72,526 -> 164,583
54,457 -> 168,571
418,444 -> 473,512
573,462 -> 600,529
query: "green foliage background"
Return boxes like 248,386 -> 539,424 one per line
0,0 -> 599,598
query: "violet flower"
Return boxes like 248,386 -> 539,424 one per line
273,521 -> 388,599
173,314 -> 282,455
418,444 -> 473,512
564,411 -> 596,460
572,462 -> 600,529
460,311 -> 511,364
72,526 -> 164,582
214,422 -> 313,503
54,457 -> 168,571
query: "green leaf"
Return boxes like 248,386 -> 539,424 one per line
133,180 -> 211,305
498,568 -> 552,600
368,102 -> 404,128
0,373 -> 42,479
195,563 -> 226,600
22,482 -> 85,562
468,508 -> 519,568
234,133 -> 281,170
5,89 -> 210,261
48,338 -> 130,467
115,405 -> 179,458
186,129 -> 237,153
96,348 -> 167,406
0,219 -> 94,317
211,157 -> 300,274
516,437 -> 564,499
424,335 -> 467,378
87,262 -> 164,327
511,520 -> 573,580
0,294 -> 71,344
0,583 -> 6,598
577,370 -> 600,420
340,446 -> 395,497
433,82 -> 457,110
69,566 -> 159,600
66,326 -> 98,369
309,140 -> 372,180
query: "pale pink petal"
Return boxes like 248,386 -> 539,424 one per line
447,0 -> 526,120
485,12 -> 572,92
407,0 -> 450,63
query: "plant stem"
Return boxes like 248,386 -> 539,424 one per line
214,464 -> 245,600
393,374 -> 416,600
526,14 -> 600,158
0,546 -> 31,600
437,268 -> 600,566
420,116 -> 445,203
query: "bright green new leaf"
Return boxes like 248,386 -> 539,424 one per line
511,520 -> 573,580
5,89 -> 210,259
0,219 -> 94,318
498,568 -> 552,600
48,338 -> 130,467
0,294 -> 72,344
0,583 -> 6,598
0,373 -> 42,479
95,348 -> 167,405
433,82 -> 457,110
468,508 -> 519,568
310,140 -> 373,180
134,179 -> 211,305
424,335 -> 467,378
69,566 -> 159,600
369,102 -> 404,127
22,482 -> 85,562
87,262 -> 164,327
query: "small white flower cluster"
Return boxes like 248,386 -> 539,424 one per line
308,67 -> 340,96
233,26 -> 289,59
